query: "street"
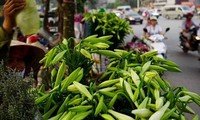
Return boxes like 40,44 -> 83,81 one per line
125,16 -> 200,116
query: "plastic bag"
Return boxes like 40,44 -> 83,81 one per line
16,0 -> 40,35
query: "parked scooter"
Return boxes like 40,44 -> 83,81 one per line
143,28 -> 170,58
179,26 -> 200,53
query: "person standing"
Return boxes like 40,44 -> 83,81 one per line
79,13 -> 85,39
74,13 -> 81,40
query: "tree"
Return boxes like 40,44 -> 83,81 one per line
43,0 -> 50,31
43,0 -> 88,42
57,0 -> 64,34
63,0 -> 75,40
60,0 -> 87,39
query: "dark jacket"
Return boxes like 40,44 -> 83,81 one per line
0,27 -> 12,62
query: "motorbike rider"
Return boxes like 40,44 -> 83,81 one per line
144,16 -> 163,38
181,12 -> 198,48
143,16 -> 168,58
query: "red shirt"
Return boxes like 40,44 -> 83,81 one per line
185,20 -> 193,28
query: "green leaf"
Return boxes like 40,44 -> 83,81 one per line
141,61 -> 151,75
51,50 -> 67,64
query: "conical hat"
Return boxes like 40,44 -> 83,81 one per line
9,39 -> 46,76
10,39 -> 47,52
9,40 -> 46,63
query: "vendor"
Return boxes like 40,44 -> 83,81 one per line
0,0 -> 46,86
8,37 -> 46,82
0,0 -> 25,61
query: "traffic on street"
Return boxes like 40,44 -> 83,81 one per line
126,16 -> 200,116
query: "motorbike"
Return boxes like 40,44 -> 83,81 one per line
143,28 -> 170,58
179,26 -> 200,53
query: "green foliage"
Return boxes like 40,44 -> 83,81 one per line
84,12 -> 133,50
0,64 -> 37,120
36,36 -> 200,120
40,35 -> 113,88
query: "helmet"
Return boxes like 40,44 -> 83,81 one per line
186,12 -> 193,17
150,16 -> 157,21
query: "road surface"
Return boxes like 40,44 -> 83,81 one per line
125,16 -> 200,117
